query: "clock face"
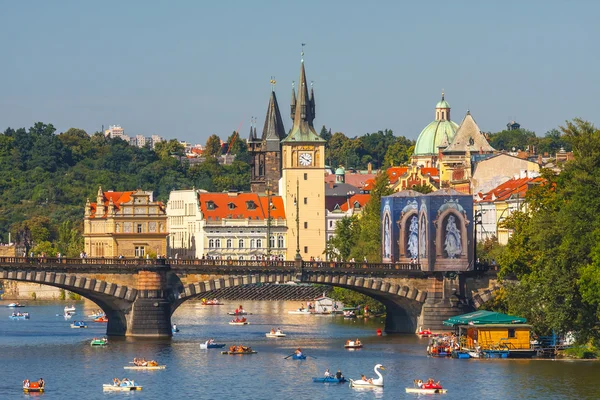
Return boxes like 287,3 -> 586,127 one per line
299,152 -> 313,166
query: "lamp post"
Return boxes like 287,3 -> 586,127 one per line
266,184 -> 272,257
473,211 -> 483,270
294,179 -> 301,261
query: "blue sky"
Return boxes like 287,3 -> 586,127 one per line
1,1 -> 598,144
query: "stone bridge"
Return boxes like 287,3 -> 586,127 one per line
0,257 -> 499,337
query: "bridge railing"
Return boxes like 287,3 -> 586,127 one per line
0,256 -> 169,266
169,259 -> 297,269
302,261 -> 420,271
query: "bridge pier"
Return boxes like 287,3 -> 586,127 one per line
419,273 -> 470,332
124,270 -> 172,338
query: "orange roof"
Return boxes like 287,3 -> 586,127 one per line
386,167 -> 408,184
191,148 -> 203,155
478,176 -> 545,202
340,193 -> 371,212
420,167 -> 439,177
89,191 -> 134,218
198,192 -> 286,220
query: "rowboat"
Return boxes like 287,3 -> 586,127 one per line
200,342 -> 226,349
7,303 -> 25,308
291,354 -> 306,360
406,387 -> 447,394
90,338 -> 108,346
312,377 -> 347,383
221,350 -> 257,355
23,382 -> 44,393
266,331 -> 286,338
103,382 -> 142,392
124,365 -> 166,370
70,321 -> 88,328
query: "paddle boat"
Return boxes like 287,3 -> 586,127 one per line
344,339 -> 363,349
200,339 -> 226,349
7,302 -> 25,308
125,365 -> 165,370
291,354 -> 306,360
313,376 -> 347,383
343,310 -> 356,318
70,321 -> 88,328
266,329 -> 286,338
103,379 -> 142,391
9,312 -> 30,320
23,380 -> 44,393
64,305 -> 76,313
88,310 -> 105,318
406,379 -> 447,394
94,316 -> 108,323
201,298 -> 223,306
222,345 -> 256,355
288,307 -> 311,315
418,327 -> 434,337
349,364 -> 385,388
229,317 -> 249,325
227,310 -> 252,316
90,337 -> 108,346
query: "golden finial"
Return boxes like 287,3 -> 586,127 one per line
441,89 -> 445,100
270,76 -> 276,91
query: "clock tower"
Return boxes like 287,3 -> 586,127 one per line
281,51 -> 326,260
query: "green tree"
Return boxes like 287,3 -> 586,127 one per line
205,134 -> 222,157
154,139 -> 185,161
319,125 -> 332,142
411,184 -> 433,194
325,215 -> 360,261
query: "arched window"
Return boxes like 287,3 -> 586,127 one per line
215,239 -> 221,248
239,256 -> 244,260
226,239 -> 232,248
256,239 -> 262,248
209,239 -> 214,248
250,239 -> 256,248
269,235 -> 275,249
238,239 -> 244,248
278,235 -> 284,248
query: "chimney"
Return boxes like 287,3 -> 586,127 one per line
328,182 -> 334,189
367,162 -> 372,174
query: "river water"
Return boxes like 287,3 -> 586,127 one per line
1,300 -> 599,400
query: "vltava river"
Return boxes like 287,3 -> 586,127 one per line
1,300 -> 599,399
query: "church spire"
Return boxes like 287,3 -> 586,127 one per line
290,81 -> 296,120
261,84 -> 286,150
248,117 -> 256,142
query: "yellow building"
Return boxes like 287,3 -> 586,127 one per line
281,54 -> 326,260
83,186 -> 167,258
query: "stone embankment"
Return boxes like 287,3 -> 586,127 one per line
197,284 -> 331,301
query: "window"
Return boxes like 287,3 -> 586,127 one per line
246,201 -> 256,210
256,239 -> 262,248
209,239 -> 215,248
508,329 -> 516,338
207,201 -> 215,210
238,239 -> 244,248
304,173 -> 307,180
250,239 -> 256,248
303,197 -> 307,205
226,239 -> 232,248
304,222 -> 308,229
137,224 -> 143,233
215,239 -> 221,248
239,256 -> 244,260
329,221 -> 333,228
135,246 -> 145,257
269,235 -> 275,248
278,235 -> 284,248
228,202 -> 236,210
354,201 -> 361,209
304,246 -> 308,254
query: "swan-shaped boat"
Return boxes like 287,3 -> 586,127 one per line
349,364 -> 384,388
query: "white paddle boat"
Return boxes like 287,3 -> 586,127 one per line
349,364 -> 385,388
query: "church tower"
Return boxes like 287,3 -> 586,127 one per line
281,50 -> 326,260
249,81 -> 286,194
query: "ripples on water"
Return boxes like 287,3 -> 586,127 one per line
1,300 -> 600,399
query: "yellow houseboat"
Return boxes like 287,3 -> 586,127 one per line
443,311 -> 537,358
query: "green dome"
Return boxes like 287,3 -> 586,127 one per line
414,120 -> 459,156
436,99 -> 450,109
335,167 -> 345,175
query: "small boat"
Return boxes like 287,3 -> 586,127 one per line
9,313 -> 30,320
229,321 -> 249,325
64,305 -> 76,313
200,342 -> 226,349
124,365 -> 166,370
406,387 -> 447,394
23,381 -> 44,393
349,364 -> 385,388
452,350 -> 471,359
70,321 -> 88,328
288,308 -> 311,315
201,299 -> 223,306
103,381 -> 142,392
312,376 -> 347,383
94,316 -> 108,323
266,331 -> 286,338
63,313 -> 73,319
7,302 -> 25,308
172,328 -> 180,333
227,311 -> 252,315
90,338 -> 108,346
343,310 -> 356,318
291,354 -> 306,360
88,312 -> 105,318
344,340 -> 363,349
221,350 -> 257,355
418,329 -> 434,338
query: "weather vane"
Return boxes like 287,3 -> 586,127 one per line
270,76 -> 276,91
301,43 -> 305,62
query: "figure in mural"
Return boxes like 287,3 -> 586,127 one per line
407,216 -> 419,259
444,215 -> 462,258
383,214 -> 391,259
419,216 -> 426,258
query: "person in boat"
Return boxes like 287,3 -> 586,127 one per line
113,378 -> 121,386
335,370 -> 344,380
208,338 -> 215,344
38,378 -> 44,388
346,340 -> 351,346
229,345 -> 236,352
172,323 -> 177,331
276,327 -> 282,334
295,348 -> 303,357
270,328 -> 276,334
324,369 -> 330,377
23,379 -> 30,388
355,338 -> 361,346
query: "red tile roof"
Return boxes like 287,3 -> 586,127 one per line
478,176 -> 545,202
386,167 -> 408,184
198,192 -> 285,220
420,167 -> 439,177
340,193 -> 371,212
89,191 -> 134,218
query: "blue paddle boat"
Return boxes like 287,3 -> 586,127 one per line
312,376 -> 346,383
9,312 -> 30,320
